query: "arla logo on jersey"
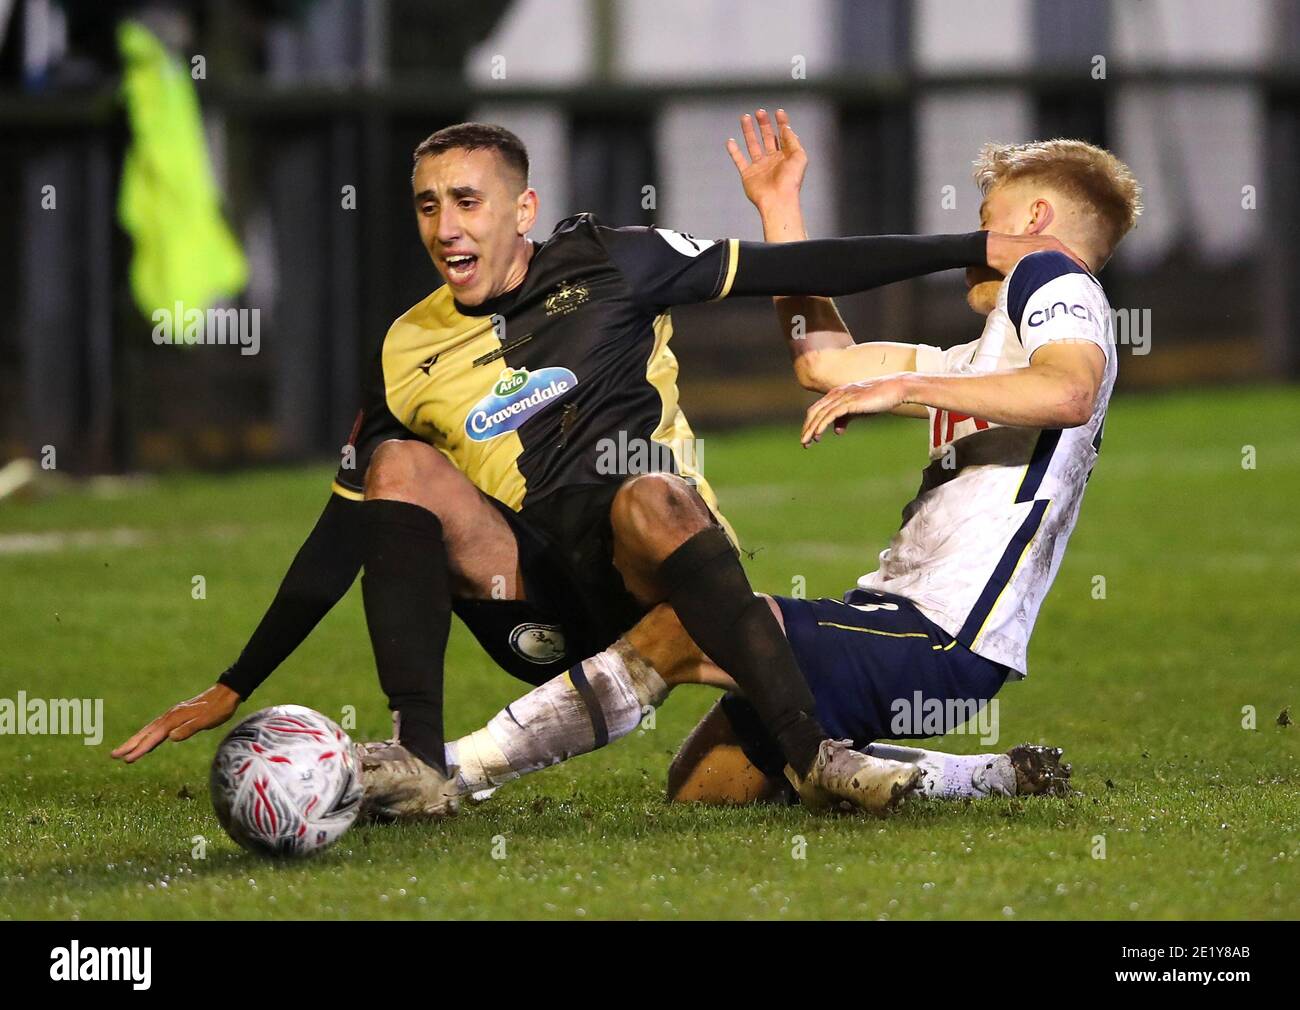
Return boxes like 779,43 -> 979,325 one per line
494,368 -> 529,397
466,366 -> 578,441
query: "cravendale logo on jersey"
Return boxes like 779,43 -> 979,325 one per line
465,366 -> 578,442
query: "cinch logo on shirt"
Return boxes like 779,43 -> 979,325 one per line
1027,301 -> 1098,327
466,366 -> 578,441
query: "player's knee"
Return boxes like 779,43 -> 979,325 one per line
365,439 -> 456,508
610,473 -> 707,553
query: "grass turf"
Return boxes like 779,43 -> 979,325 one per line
1,385 -> 1297,920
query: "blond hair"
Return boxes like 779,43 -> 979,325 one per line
973,139 -> 1142,258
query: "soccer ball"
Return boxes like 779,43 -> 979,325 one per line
209,705 -> 363,857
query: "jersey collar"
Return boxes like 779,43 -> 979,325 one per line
454,286 -> 519,318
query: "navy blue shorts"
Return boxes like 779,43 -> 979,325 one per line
720,588 -> 1009,779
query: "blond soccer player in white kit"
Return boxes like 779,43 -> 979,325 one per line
427,112 -> 1144,812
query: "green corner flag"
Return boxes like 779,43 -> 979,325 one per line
117,20 -> 247,319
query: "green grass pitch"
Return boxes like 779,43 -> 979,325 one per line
1,386 -> 1297,920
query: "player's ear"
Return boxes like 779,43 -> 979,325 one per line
1026,197 -> 1055,236
516,187 -> 538,236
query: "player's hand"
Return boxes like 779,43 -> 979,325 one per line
111,683 -> 241,763
986,232 -> 1089,275
801,376 -> 908,446
726,108 -> 807,213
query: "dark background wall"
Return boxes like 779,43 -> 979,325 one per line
1,0 -> 1296,474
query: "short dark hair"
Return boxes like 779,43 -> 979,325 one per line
412,122 -> 529,190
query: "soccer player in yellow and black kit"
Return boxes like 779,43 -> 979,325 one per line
114,119 -> 1067,818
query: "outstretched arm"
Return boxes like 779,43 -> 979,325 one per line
596,140 -> 1073,324
216,494 -> 365,698
111,493 -> 365,763
732,229 -> 989,299
800,246 -> 1113,444
800,340 -> 1108,445
112,347 -> 414,764
728,217 -> 1080,299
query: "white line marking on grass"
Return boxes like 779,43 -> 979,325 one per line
0,524 -> 246,556
0,529 -> 153,554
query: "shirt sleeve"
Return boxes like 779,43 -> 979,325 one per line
595,223 -> 739,309
217,494 -> 364,698
914,338 -> 980,375
331,340 -> 414,500
1006,251 -> 1112,361
730,232 -> 987,298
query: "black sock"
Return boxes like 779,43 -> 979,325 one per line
658,527 -> 826,776
360,499 -> 451,774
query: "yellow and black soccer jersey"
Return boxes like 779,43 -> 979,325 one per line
220,222 -> 992,699
331,213 -> 737,531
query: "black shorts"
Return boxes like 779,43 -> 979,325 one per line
451,483 -> 646,687
721,587 -> 1009,779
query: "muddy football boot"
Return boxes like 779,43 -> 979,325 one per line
357,741 -> 459,821
1007,744 -> 1072,796
785,739 -> 924,814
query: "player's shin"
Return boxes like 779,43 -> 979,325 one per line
447,639 -> 668,795
658,528 -> 825,777
360,499 -> 452,774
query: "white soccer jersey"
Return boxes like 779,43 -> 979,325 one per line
857,250 -> 1117,676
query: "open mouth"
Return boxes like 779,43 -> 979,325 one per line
443,253 -> 479,287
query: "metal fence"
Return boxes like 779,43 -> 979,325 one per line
2,13 -> 1297,473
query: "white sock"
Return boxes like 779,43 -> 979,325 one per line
446,639 -> 668,796
866,743 -> 1014,799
